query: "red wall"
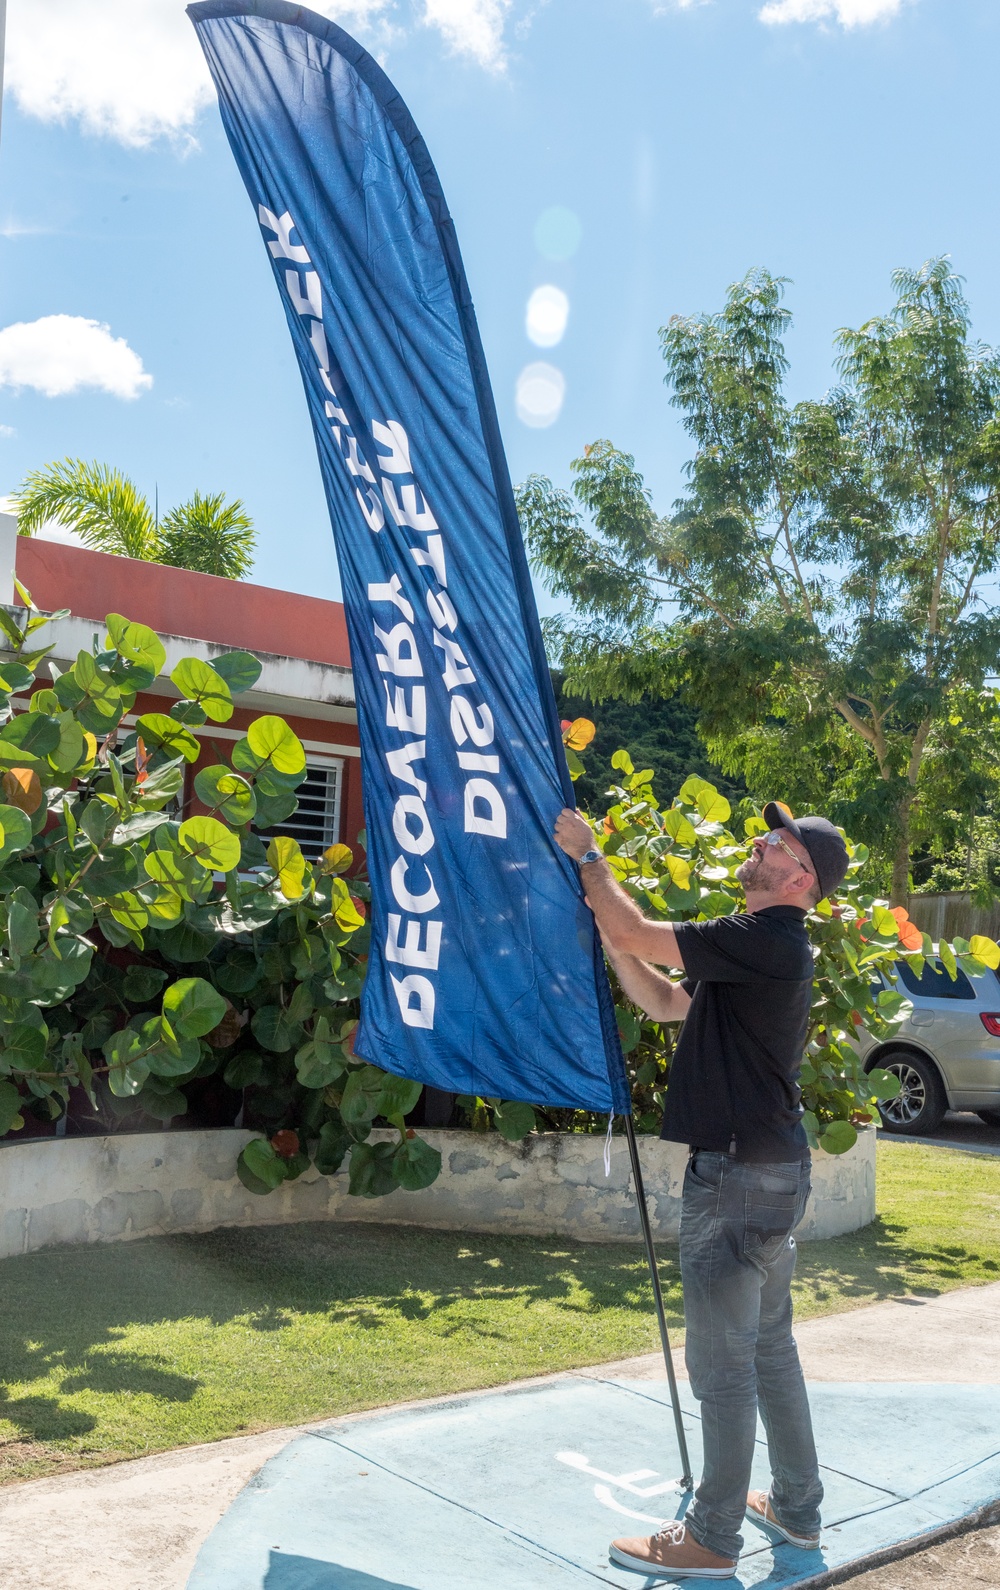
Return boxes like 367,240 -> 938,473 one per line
15,538 -> 353,669
16,539 -> 365,851
129,689 -> 363,852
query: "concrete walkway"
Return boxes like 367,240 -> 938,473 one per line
0,1281 -> 997,1590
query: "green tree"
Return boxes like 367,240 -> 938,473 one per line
551,671 -> 744,814
10,460 -> 256,580
519,259 -> 1000,904
159,490 -> 256,579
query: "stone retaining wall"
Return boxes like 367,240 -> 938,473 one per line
0,1126 -> 875,1259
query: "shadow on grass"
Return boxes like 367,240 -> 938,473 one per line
0,1222 -> 667,1445
1,1210 -> 997,1448
794,1216 -> 1000,1309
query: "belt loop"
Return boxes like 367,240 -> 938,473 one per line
728,1135 -> 737,1158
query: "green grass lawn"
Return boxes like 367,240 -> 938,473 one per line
1,1140 -> 999,1484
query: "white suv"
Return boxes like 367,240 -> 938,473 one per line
859,959 -> 1000,1136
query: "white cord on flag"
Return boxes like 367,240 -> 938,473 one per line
604,1114 -> 614,1177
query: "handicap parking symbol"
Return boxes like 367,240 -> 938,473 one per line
556,1450 -> 685,1524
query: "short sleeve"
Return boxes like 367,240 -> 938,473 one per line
674,915 -> 805,984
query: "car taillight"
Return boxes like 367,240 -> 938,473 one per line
981,1014 -> 1000,1036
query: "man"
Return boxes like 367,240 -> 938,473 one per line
554,801 -> 849,1580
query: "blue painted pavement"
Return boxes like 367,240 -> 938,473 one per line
187,1377 -> 1000,1587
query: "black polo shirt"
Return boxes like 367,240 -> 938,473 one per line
660,906 -> 814,1163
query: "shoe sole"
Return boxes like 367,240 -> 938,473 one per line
609,1543 -> 737,1578
744,1505 -> 820,1551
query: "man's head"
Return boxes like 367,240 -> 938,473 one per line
737,804 -> 850,908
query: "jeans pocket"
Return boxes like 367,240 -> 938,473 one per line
744,1187 -> 800,1261
687,1153 -> 725,1192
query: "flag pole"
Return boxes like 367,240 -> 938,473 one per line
623,1112 -> 694,1492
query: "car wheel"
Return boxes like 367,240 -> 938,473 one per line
870,1051 -> 947,1136
977,1109 -> 1000,1129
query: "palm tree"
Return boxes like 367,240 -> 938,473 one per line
159,491 -> 255,579
10,459 -> 257,580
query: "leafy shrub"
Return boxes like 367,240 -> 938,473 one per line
588,752 -> 1000,1153
5,604 -> 994,1185
0,594 -> 440,1197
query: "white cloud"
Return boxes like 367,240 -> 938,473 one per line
759,0 -> 903,24
0,0 -> 912,150
3,0 -> 519,146
34,521 -> 88,546
0,496 -> 82,542
422,0 -> 512,67
0,426 -> 15,439
0,316 -> 153,400
5,0 -> 393,147
0,220 -> 54,239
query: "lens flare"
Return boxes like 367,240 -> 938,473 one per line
516,362 -> 565,428
533,207 -> 582,262
526,285 -> 569,348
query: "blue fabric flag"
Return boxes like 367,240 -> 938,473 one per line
189,1 -> 628,1114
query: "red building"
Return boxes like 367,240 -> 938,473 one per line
5,527 -> 364,858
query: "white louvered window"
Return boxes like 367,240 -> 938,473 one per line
259,758 -> 342,860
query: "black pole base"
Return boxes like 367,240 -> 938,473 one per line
623,1113 -> 694,1493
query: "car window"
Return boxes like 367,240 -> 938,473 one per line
895,959 -> 977,1000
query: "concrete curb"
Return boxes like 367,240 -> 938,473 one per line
793,1498 -> 1000,1586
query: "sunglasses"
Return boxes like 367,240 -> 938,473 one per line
763,831 -> 817,888
764,830 -> 801,865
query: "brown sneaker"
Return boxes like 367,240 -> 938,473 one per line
745,1489 -> 821,1550
609,1521 -> 737,1578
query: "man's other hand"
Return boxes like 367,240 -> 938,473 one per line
554,807 -> 597,861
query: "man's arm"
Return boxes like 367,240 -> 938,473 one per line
603,938 -> 691,1024
554,808 -> 685,968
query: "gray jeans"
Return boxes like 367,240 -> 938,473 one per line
679,1151 -> 823,1561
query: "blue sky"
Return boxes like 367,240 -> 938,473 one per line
1,0 -> 998,614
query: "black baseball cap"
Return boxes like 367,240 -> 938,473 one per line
761,803 -> 850,901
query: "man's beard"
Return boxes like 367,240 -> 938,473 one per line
736,849 -> 785,896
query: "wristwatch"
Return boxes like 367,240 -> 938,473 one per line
578,848 -> 603,866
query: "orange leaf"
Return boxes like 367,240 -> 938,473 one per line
565,717 -> 595,751
1,767 -> 41,815
135,736 -> 149,788
898,921 -> 923,952
890,906 -> 911,925
270,1129 -> 300,1159
349,895 -> 366,921
559,720 -> 572,733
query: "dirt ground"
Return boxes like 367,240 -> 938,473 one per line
842,1521 -> 1000,1587
845,1520 -> 998,1583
